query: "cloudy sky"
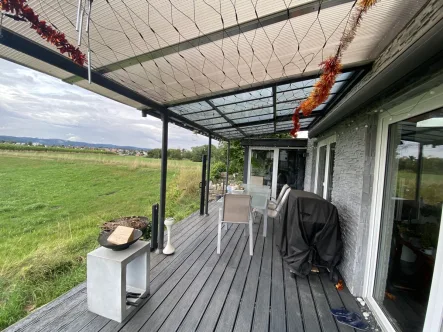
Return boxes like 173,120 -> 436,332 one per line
0,59 -> 211,149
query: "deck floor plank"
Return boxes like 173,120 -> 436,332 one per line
309,274 -> 339,332
297,276 -> 322,332
150,211 -> 217,279
78,316 -> 110,332
270,232 -> 286,332
117,216 -> 220,331
283,266 -> 304,332
319,273 -> 355,332
175,221 -> 261,332
98,209 -> 219,332
252,220 -> 274,332
194,221 -> 259,332
39,297 -> 88,332
150,204 -> 216,268
6,203 -> 360,332
214,222 -> 264,332
232,219 -> 266,332
158,225 -> 244,332
138,224 -> 242,332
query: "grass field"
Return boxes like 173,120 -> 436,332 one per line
0,150 -> 201,329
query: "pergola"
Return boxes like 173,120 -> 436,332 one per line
0,0 -> 428,249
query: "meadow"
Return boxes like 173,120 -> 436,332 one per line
0,150 -> 201,329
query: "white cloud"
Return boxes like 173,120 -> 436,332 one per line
0,59 -> 212,149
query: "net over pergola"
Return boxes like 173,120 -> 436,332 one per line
0,0 -> 428,140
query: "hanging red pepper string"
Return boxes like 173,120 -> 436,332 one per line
0,0 -> 87,66
290,0 -> 379,137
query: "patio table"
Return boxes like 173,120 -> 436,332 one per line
218,185 -> 270,237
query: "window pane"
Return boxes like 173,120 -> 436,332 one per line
250,150 -> 274,188
316,145 -> 327,196
373,109 -> 443,332
277,149 -> 306,195
326,142 -> 336,202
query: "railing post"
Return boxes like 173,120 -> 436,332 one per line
226,141 -> 230,193
205,135 -> 212,215
158,111 -> 168,251
200,154 -> 207,215
151,203 -> 159,252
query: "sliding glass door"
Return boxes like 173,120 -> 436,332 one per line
369,108 -> 443,332
248,147 -> 306,198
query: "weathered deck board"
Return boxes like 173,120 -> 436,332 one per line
297,276 -> 322,332
232,217 -> 266,332
284,265 -> 304,332
214,222 -> 263,332
270,233 -> 286,332
309,274 -> 339,332
251,220 -> 273,332
6,201 -> 361,332
319,273 -> 355,332
194,222 -> 256,332
161,225 -> 244,332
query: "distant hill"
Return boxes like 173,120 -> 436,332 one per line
0,136 -> 150,151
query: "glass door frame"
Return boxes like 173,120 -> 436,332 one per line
363,84 -> 443,332
314,135 -> 336,200
247,146 -> 306,199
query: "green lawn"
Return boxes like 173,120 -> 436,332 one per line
0,151 -> 201,329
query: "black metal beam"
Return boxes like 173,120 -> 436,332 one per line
226,141 -> 230,193
167,64 -> 370,108
243,148 -> 249,184
64,0 -> 354,84
0,28 -> 227,141
272,86 -> 277,133
158,111 -> 168,251
205,100 -> 247,137
210,112 -> 319,131
200,155 -> 207,215
195,101 -> 326,124
241,138 -> 308,147
199,76 -> 352,110
205,135 -> 212,215
141,108 -> 226,141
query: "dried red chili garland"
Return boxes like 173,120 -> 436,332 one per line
290,0 -> 379,137
0,0 -> 86,66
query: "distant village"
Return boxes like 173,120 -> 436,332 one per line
0,137 -> 212,161
0,140 -> 149,157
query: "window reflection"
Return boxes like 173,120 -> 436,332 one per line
374,109 -> 443,331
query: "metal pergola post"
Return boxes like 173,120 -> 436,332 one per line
158,111 -> 168,251
205,135 -> 212,215
226,141 -> 230,192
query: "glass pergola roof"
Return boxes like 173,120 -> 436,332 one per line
168,71 -> 357,139
0,0 -> 428,140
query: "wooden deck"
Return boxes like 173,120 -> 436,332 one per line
6,201 -> 361,332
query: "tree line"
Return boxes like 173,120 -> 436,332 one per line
146,141 -> 245,180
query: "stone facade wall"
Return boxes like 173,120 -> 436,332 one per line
305,109 -> 377,295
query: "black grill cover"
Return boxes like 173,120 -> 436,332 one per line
275,190 -> 343,278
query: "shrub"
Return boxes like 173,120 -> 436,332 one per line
210,161 -> 226,181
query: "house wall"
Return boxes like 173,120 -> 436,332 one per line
304,0 -> 443,296
304,110 -> 377,295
